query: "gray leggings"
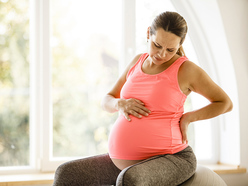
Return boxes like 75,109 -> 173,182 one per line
53,146 -> 196,186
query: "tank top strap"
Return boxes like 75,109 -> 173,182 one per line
137,53 -> 149,67
165,56 -> 188,78
126,53 -> 149,79
172,56 -> 188,69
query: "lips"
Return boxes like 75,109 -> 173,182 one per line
154,56 -> 163,61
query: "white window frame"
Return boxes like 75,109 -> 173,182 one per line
39,0 -> 61,172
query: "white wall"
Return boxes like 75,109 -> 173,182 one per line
217,0 -> 248,185
173,0 -> 241,165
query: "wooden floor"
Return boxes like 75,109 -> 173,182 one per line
0,173 -> 54,186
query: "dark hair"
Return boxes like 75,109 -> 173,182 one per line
150,11 -> 188,56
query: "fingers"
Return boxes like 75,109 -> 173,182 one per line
135,103 -> 151,115
128,100 -> 151,119
182,133 -> 188,144
123,109 -> 145,122
123,112 -> 131,121
129,109 -> 143,119
133,99 -> 151,114
179,114 -> 191,144
181,128 -> 188,144
132,105 -> 150,117
134,99 -> 145,105
121,98 -> 151,121
180,123 -> 188,144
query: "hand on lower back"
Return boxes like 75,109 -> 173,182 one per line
179,113 -> 191,144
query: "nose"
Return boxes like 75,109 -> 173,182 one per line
159,49 -> 167,58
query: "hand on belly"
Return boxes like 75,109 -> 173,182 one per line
111,158 -> 144,170
117,98 -> 151,121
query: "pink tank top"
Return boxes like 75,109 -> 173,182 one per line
108,53 -> 188,160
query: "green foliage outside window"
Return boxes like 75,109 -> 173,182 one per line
0,0 -> 121,167
0,0 -> 30,166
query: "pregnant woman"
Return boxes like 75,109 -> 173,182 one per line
53,11 -> 232,185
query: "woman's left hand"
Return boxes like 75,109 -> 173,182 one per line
179,113 -> 191,144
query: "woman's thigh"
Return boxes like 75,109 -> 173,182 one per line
117,146 -> 197,186
53,153 -> 121,186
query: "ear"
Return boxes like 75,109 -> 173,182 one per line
147,27 -> 151,40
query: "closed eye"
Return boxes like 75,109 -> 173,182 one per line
153,42 -> 175,52
167,49 -> 174,52
153,42 -> 162,48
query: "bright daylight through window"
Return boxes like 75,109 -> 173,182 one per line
51,0 -> 121,158
0,0 -> 30,167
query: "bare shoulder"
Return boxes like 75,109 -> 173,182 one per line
180,60 -> 201,73
107,53 -> 144,97
179,60 -> 207,79
179,60 -> 212,92
128,53 -> 143,69
121,53 -> 143,78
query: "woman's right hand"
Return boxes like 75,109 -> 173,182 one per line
116,98 -> 151,121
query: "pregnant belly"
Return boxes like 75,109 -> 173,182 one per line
108,114 -> 184,160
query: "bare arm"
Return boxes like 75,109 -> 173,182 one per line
179,61 -> 233,143
101,54 -> 151,121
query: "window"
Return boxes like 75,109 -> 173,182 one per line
40,0 -> 122,171
50,0 -> 121,159
0,0 -> 30,167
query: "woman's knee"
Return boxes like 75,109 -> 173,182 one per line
176,147 -> 197,175
55,162 -> 69,177
53,161 -> 77,185
117,151 -> 197,186
118,166 -> 143,186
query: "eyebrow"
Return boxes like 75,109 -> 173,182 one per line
154,41 -> 176,50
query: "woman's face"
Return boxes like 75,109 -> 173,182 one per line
147,27 -> 181,65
